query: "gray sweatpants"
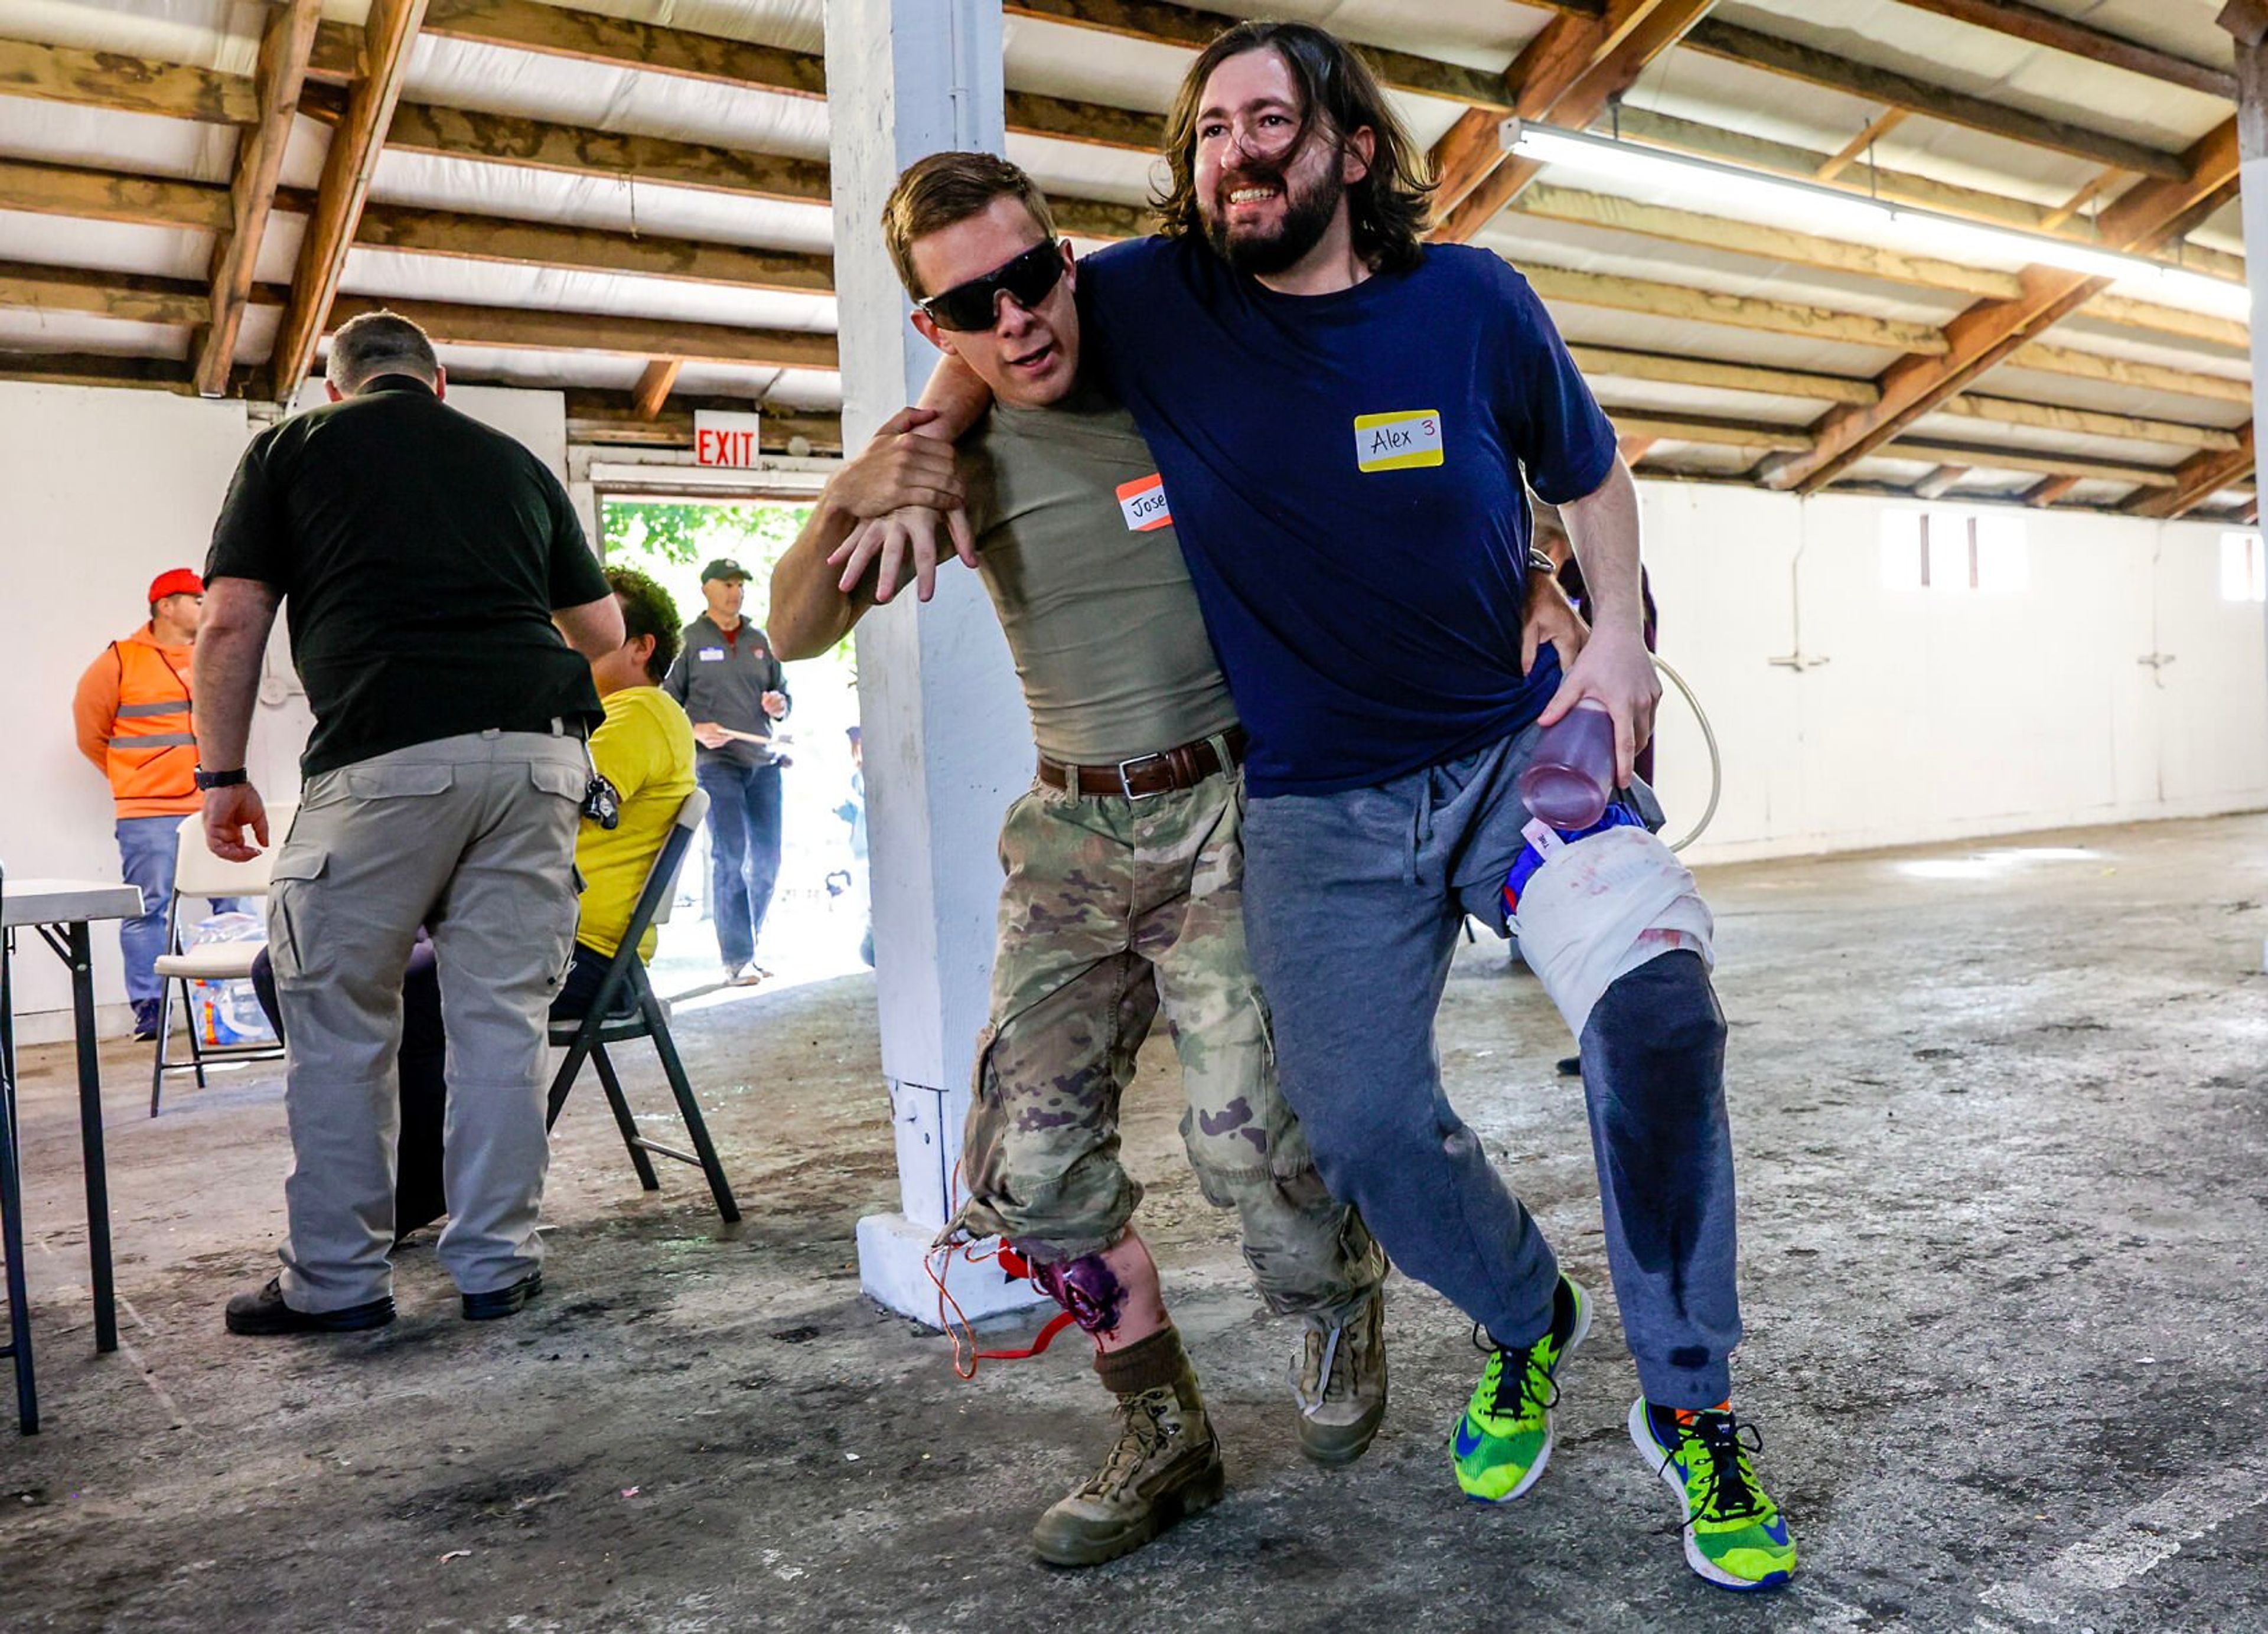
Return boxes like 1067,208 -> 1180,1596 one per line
266,729 -> 588,1310
1241,725 -> 1742,1408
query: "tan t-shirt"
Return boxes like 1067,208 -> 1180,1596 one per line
963,386 -> 1239,764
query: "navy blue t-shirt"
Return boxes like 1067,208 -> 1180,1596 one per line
1079,234 -> 1618,795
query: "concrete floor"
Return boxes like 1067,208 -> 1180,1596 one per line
4,814 -> 2266,1632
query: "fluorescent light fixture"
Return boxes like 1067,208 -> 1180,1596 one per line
1501,119 -> 2244,306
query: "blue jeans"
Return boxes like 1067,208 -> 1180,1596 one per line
698,759 -> 782,968
116,814 -> 245,1005
1240,728 -> 1741,1409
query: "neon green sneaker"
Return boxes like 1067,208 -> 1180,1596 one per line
1629,1398 -> 1797,1590
1448,1274 -> 1589,1502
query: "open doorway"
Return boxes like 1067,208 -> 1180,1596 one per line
601,495 -> 868,1003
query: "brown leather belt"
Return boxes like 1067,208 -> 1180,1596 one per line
1037,726 -> 1247,800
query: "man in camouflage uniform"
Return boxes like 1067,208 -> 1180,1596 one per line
770,152 -> 1386,1567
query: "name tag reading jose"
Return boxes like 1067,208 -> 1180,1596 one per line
1116,472 -> 1173,532
1354,410 -> 1444,472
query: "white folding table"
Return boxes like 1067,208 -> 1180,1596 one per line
1,874 -> 142,1433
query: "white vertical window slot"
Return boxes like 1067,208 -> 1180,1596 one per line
1881,510 -> 1926,589
1974,514 -> 2029,593
2220,531 -> 2266,602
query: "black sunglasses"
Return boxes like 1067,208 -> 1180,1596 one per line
915,239 -> 1067,332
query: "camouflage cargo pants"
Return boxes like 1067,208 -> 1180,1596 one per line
953,756 -> 1384,1326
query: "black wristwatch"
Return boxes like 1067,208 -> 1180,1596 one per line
194,766 -> 249,791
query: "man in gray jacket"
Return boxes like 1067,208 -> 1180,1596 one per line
663,558 -> 791,985
195,311 -> 623,1335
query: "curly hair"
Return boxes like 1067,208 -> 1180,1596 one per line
1153,21 -> 1435,276
604,565 -> 682,684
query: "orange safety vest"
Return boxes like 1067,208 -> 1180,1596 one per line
102,637 -> 200,816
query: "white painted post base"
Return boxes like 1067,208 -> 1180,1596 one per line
855,1214 -> 1047,1327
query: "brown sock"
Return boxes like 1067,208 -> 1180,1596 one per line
1094,1324 -> 1190,1397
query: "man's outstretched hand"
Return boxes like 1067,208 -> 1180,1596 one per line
204,783 -> 269,863
1537,625 -> 1660,788
828,504 -> 972,605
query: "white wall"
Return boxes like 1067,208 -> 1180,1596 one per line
1645,484 -> 2268,865
5,380 -> 569,1040
3,383 -> 255,1038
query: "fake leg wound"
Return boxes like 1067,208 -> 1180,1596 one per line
1024,1241 -> 1223,1568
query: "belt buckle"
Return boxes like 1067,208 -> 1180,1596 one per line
1116,753 -> 1165,801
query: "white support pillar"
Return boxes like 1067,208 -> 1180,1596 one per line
2228,6 -> 2268,692
826,0 -> 1044,1323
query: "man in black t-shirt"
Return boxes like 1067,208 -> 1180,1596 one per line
193,312 -> 625,1338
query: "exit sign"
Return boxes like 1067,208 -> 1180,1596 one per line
693,410 -> 764,467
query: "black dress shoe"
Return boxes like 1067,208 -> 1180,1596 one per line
224,1278 -> 395,1336
1556,1056 -> 1582,1078
462,1270 -> 543,1321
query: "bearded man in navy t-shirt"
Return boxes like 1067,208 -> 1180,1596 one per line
854,20 -> 1797,1592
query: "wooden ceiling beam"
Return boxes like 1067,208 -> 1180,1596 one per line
418,0 -> 822,97
266,0 -> 431,398
0,158 -> 232,232
327,295 -> 838,371
631,358 -> 681,420
372,102 -> 1146,241
2040,167 -> 2123,231
1606,410 -> 1812,451
2022,473 -> 2081,506
2124,423 -> 2257,517
1934,394 -> 2242,451
1567,344 -> 1881,405
1911,463 -> 1969,498
1883,438 -> 2181,487
0,36 -> 256,123
999,0 -> 1531,106
353,204 -> 835,293
1432,0 -> 1718,242
380,100 -> 832,206
0,260 -> 284,327
1524,262 -> 1948,351
2005,343 -> 2250,405
1680,19 -> 2190,181
1888,0 -> 2235,100
1816,107 -> 1908,182
1760,117 -> 2240,492
194,0 -> 322,397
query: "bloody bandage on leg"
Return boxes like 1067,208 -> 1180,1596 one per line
1509,824 -> 1715,1038
1031,1251 -> 1129,1335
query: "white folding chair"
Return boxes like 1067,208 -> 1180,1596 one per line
149,806 -> 294,1117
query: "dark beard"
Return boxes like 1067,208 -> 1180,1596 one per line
1204,163 -> 1345,277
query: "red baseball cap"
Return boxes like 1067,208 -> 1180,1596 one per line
148,569 -> 204,602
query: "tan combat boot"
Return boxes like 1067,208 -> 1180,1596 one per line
1030,1362 -> 1226,1567
1293,1289 -> 1389,1466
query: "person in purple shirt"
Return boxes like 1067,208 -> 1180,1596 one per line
846,21 -> 1796,1592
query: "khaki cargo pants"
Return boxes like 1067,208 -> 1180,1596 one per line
266,728 -> 588,1312
953,755 -> 1384,1327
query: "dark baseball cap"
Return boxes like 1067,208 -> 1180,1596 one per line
700,557 -> 751,583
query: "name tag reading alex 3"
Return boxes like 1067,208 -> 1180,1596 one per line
1354,410 -> 1444,472
1116,472 -> 1173,532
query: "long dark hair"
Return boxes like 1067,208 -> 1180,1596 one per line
1153,21 -> 1435,275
